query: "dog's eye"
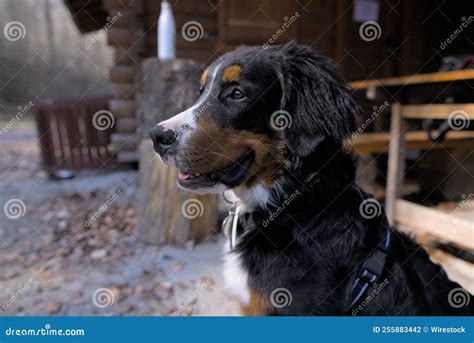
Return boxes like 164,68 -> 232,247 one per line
230,89 -> 245,100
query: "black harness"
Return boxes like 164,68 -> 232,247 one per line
222,188 -> 392,312
349,215 -> 391,309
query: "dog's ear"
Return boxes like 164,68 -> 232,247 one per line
272,42 -> 359,157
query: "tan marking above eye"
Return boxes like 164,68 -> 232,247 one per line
222,65 -> 242,82
200,69 -> 208,87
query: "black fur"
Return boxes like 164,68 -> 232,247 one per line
228,43 -> 473,315
151,42 -> 474,315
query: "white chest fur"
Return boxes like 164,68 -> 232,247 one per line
223,242 -> 250,305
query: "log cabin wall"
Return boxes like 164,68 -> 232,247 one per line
102,0 -> 145,163
95,0 -> 426,162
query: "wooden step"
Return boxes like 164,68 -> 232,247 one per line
394,199 -> 474,251
349,130 -> 474,156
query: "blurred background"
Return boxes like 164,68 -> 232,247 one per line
0,0 -> 473,316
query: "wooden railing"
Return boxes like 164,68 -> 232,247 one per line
34,97 -> 116,174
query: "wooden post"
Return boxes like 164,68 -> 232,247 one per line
136,58 -> 218,245
137,140 -> 218,245
386,103 -> 406,224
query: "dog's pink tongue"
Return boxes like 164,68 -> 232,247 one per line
178,171 -> 191,180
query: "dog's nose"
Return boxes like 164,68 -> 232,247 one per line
149,125 -> 176,155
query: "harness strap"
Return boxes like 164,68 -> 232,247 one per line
349,224 -> 391,309
349,187 -> 392,311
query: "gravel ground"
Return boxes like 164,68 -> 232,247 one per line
0,122 -> 240,316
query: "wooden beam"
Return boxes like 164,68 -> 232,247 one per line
109,99 -> 135,118
386,103 -> 406,224
111,82 -> 136,99
116,117 -> 137,133
401,103 -> 474,120
348,130 -> 474,155
111,133 -> 138,147
350,69 -> 474,90
429,249 -> 474,293
109,65 -> 136,83
144,0 -> 217,16
394,200 -> 474,251
107,27 -> 132,46
103,0 -> 143,12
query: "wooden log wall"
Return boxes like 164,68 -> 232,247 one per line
103,0 -> 145,163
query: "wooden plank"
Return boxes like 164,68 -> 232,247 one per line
109,65 -> 136,83
111,132 -> 138,147
144,0 -> 217,16
147,35 -> 217,51
111,82 -> 136,99
144,14 -> 217,34
401,103 -> 474,120
103,0 -> 143,12
109,99 -> 135,118
386,103 -> 406,224
429,249 -> 474,294
348,130 -> 474,155
34,105 -> 56,170
116,117 -> 136,133
394,199 -> 474,250
351,69 -> 474,90
107,27 -> 132,46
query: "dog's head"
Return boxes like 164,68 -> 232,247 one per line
150,42 -> 358,195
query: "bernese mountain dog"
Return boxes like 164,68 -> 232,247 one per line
150,42 -> 473,316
